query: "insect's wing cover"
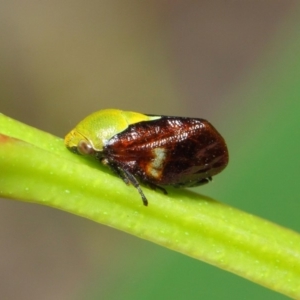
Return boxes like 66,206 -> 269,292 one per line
105,117 -> 228,186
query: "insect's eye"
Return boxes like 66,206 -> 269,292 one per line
77,140 -> 94,155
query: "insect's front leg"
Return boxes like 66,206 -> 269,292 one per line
101,158 -> 130,185
101,158 -> 148,206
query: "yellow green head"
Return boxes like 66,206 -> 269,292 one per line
65,109 -> 159,154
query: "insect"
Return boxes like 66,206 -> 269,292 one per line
65,109 -> 229,206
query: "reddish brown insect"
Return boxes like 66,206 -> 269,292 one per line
65,109 -> 229,206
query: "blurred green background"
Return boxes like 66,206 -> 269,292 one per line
1,1 -> 299,299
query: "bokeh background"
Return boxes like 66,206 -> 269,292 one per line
1,1 -> 299,299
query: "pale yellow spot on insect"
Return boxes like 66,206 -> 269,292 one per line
147,147 -> 166,179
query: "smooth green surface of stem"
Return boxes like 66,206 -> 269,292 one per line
1,113 -> 300,299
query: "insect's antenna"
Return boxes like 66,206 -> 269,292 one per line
123,169 -> 148,206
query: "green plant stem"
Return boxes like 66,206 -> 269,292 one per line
1,113 -> 300,298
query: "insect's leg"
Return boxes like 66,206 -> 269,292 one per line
102,159 -> 148,206
174,176 -> 213,188
122,169 -> 148,206
146,182 -> 168,195
196,177 -> 212,186
101,158 -> 131,185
